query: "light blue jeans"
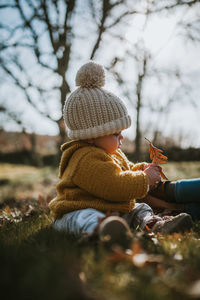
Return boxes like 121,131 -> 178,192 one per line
53,203 -> 158,237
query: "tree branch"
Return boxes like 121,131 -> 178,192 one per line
41,0 -> 57,54
90,0 -> 112,59
151,0 -> 199,13
15,0 -> 38,38
90,1 -> 142,59
0,60 -> 54,121
0,4 -> 17,9
106,9 -> 140,29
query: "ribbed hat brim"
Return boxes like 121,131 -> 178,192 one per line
67,115 -> 131,140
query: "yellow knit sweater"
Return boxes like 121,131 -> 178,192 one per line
49,141 -> 149,219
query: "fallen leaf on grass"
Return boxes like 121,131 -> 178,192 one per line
107,240 -> 163,269
0,193 -> 50,226
131,240 -> 143,255
4,205 -> 11,214
171,232 -> 182,240
38,194 -> 51,209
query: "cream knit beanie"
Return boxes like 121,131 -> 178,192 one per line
63,61 -> 131,140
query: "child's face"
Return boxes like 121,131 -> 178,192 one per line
91,131 -> 124,154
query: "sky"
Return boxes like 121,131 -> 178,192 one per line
0,1 -> 200,148
104,9 -> 200,148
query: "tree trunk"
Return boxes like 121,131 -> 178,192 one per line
135,87 -> 141,161
135,58 -> 147,161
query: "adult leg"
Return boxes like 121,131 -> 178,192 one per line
149,178 -> 200,203
139,195 -> 183,211
166,179 -> 200,220
175,178 -> 200,203
149,178 -> 200,220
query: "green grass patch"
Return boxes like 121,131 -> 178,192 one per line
0,162 -> 200,299
0,220 -> 87,300
0,163 -> 57,206
2,216 -> 200,300
162,161 -> 200,180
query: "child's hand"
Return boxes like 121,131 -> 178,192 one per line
144,164 -> 161,188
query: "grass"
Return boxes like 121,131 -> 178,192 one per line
0,163 -> 57,206
0,162 -> 200,300
162,161 -> 200,180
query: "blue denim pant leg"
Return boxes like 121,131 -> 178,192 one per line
175,178 -> 200,203
53,208 -> 105,237
175,178 -> 200,220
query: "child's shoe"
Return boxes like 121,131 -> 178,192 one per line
151,213 -> 193,234
98,216 -> 133,250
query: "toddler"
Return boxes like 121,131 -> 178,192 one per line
49,61 -> 193,249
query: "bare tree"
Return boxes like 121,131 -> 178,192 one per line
0,0 -> 199,160
108,0 -> 200,160
109,45 -> 150,160
0,0 -> 141,150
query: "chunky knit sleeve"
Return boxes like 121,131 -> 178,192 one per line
129,162 -> 149,171
72,150 -> 148,202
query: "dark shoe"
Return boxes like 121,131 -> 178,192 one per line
149,181 -> 176,202
151,213 -> 193,234
99,216 -> 133,250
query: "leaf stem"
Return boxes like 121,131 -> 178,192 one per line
144,137 -> 151,144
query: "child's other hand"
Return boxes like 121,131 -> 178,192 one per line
143,163 -> 162,171
143,164 -> 161,188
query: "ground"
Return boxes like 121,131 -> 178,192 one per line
0,162 -> 200,300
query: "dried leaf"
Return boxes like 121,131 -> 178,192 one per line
4,205 -> 11,214
131,240 -> 143,255
145,138 -> 168,164
145,138 -> 168,180
46,195 -> 51,203
107,242 -> 163,269
160,170 -> 168,181
107,249 -> 130,263
37,194 -> 49,210
38,194 -> 44,203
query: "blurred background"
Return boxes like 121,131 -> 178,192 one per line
0,0 -> 200,166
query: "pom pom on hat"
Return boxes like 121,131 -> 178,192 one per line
75,61 -> 105,88
63,61 -> 131,140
